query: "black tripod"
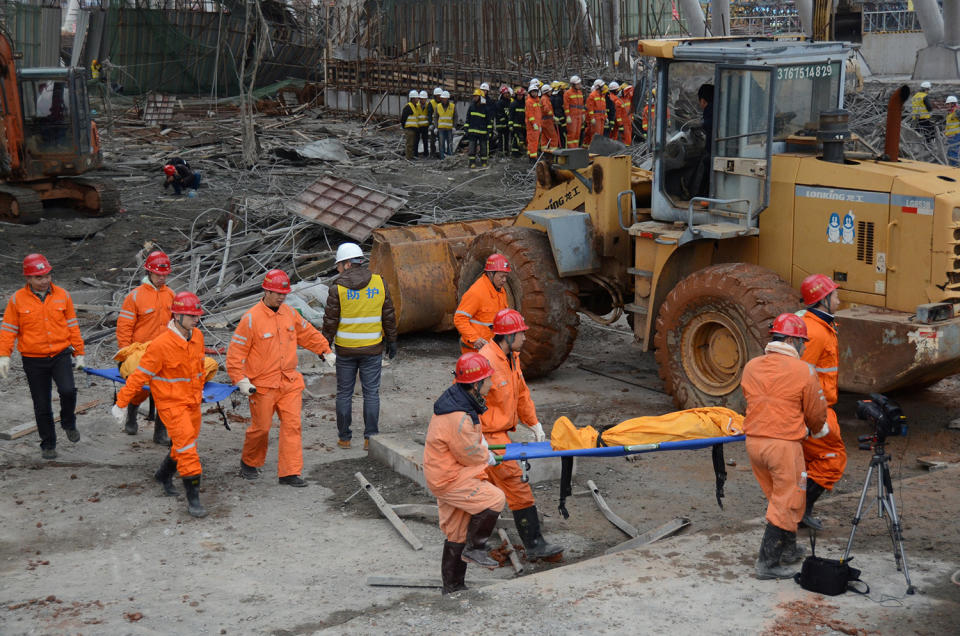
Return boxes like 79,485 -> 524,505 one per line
842,435 -> 915,594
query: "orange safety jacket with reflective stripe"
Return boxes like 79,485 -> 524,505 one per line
478,342 -> 538,434
797,310 -> 839,405
453,274 -> 508,349
621,87 -> 634,116
540,94 -> 555,120
116,324 -> 204,410
525,95 -> 542,127
587,90 -> 607,121
741,342 -> 827,441
423,408 -> 490,493
563,88 -> 585,120
0,284 -> 84,358
611,93 -> 626,128
116,282 -> 175,349
226,300 -> 331,390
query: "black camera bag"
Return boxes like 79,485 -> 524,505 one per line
794,534 -> 869,596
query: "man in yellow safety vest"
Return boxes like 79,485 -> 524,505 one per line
912,80 -> 936,143
945,95 -> 960,166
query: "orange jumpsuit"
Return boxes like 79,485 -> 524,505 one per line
610,93 -> 626,143
454,274 -> 508,354
424,385 -> 506,542
116,281 -> 174,406
117,324 -> 206,477
583,89 -> 607,147
0,284 -> 84,358
478,342 -> 538,511
563,87 -> 585,148
540,95 -> 561,149
525,94 -> 542,159
799,310 -> 847,490
741,341 -> 828,532
619,86 -> 634,145
226,300 -> 331,478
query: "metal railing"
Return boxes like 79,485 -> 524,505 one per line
862,10 -> 922,33
729,14 -> 803,36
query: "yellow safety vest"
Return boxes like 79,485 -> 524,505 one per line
946,110 -> 960,137
911,92 -> 930,120
404,101 -> 420,129
436,102 -> 455,129
335,274 -> 385,348
416,101 -> 428,127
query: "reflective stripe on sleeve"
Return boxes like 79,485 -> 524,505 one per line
469,319 -> 493,327
175,441 -> 197,453
815,366 -> 838,373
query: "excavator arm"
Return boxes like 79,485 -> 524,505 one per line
0,31 -> 24,177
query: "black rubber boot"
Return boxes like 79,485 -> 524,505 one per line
441,541 -> 468,594
240,460 -> 260,480
780,531 -> 806,564
154,456 -> 179,497
153,414 -> 171,446
755,524 -> 797,580
461,508 -> 500,569
182,476 -> 208,518
800,481 -> 826,530
125,404 -> 139,435
512,506 -> 564,560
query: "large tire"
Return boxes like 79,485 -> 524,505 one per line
653,263 -> 802,411
458,227 -> 579,379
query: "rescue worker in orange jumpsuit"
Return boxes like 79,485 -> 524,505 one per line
742,313 -> 829,580
583,79 -> 607,147
525,83 -> 543,162
619,83 -> 634,145
454,254 -> 509,354
539,84 -> 561,150
607,81 -> 625,141
112,292 -> 209,517
479,309 -> 563,560
563,75 -> 585,148
0,253 -> 85,460
424,353 -> 506,593
797,274 -> 847,530
227,270 -> 333,487
116,250 -> 175,443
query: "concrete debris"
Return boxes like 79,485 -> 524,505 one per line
291,139 -> 350,162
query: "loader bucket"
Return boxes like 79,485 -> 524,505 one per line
370,218 -> 515,333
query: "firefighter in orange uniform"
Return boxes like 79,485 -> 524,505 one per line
0,253 -> 85,460
478,309 -> 562,560
564,75 -> 585,148
742,313 -> 829,580
619,83 -> 634,145
539,84 -> 561,149
424,353 -> 506,593
525,83 -> 543,162
583,79 -> 607,147
112,292 -> 209,518
796,274 -> 847,530
116,250 -> 175,442
454,254 -> 510,354
227,270 -> 333,487
607,81 -> 624,141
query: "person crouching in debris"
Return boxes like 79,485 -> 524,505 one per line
424,353 -> 506,594
162,158 -> 201,196
741,313 -> 828,579
112,292 -> 210,518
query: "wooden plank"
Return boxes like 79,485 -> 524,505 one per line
0,399 -> 101,440
356,472 -> 423,550
604,517 -> 691,555
497,528 -> 525,575
586,479 -> 639,538
366,576 -> 495,589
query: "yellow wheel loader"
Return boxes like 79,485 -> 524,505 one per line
372,37 -> 960,410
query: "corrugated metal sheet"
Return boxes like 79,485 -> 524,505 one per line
1,5 -> 62,67
286,176 -> 407,242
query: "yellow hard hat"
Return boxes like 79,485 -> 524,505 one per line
473,88 -> 484,97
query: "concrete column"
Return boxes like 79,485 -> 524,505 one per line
914,0 -> 945,47
711,0 -> 730,37
796,0 -> 814,38
678,0 -> 708,37
944,0 -> 960,47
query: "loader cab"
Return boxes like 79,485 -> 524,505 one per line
17,67 -> 99,177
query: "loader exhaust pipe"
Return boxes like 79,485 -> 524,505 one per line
884,85 -> 910,162
818,109 -> 850,164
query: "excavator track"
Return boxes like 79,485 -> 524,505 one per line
0,184 -> 43,224
66,177 -> 121,217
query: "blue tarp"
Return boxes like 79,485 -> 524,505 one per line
499,435 -> 746,462
84,367 -> 238,403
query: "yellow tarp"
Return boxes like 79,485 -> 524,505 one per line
550,407 -> 744,451
114,341 -> 218,382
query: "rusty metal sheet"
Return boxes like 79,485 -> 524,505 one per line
286,176 -> 406,242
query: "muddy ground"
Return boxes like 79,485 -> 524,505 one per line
1,112 -> 958,634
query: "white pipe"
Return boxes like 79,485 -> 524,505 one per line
678,0 -> 708,37
914,0 -> 945,47
796,0 -> 814,38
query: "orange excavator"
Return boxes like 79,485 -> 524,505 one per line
0,30 -> 118,223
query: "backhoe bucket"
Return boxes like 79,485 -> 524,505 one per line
370,218 -> 514,333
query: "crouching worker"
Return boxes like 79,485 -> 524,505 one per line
112,292 -> 209,518
423,353 -> 506,594
162,158 -> 201,196
742,314 -> 828,579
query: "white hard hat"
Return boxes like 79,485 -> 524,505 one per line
418,90 -> 428,99
609,81 -> 620,91
335,243 -> 364,264
440,90 -> 450,99
593,78 -> 604,87
408,89 -> 419,99
480,82 -> 490,91
433,87 -> 443,96
948,95 -> 958,104
541,84 -> 552,93
921,81 -> 932,89
570,75 -> 581,85
528,83 -> 540,92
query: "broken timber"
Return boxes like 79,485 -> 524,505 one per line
497,527 -> 525,575
604,517 -> 691,555
355,471 -> 423,550
586,479 -> 639,538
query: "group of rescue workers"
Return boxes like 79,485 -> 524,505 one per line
401,76 -> 636,168
0,241 -> 847,590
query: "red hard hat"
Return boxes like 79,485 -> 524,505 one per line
770,313 -> 808,340
801,274 -> 838,306
22,253 -> 52,276
499,86 -> 510,96
484,253 -> 511,273
163,164 -> 176,176
144,250 -> 171,275
493,308 -> 528,335
454,352 -> 494,384
262,269 -> 291,293
171,291 -> 203,316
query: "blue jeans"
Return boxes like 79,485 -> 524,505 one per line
438,129 -> 453,157
335,354 -> 381,441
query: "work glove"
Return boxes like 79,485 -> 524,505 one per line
0,356 -> 9,379
323,352 -> 337,368
473,338 -> 488,350
237,377 -> 256,396
811,421 -> 830,439
386,341 -> 397,360
531,422 -> 546,443
487,451 -> 498,466
111,404 -> 126,425
73,355 -> 85,371
533,124 -> 540,131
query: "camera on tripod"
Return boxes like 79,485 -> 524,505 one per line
855,393 -> 907,444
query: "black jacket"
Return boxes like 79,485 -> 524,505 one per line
433,383 -> 486,426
